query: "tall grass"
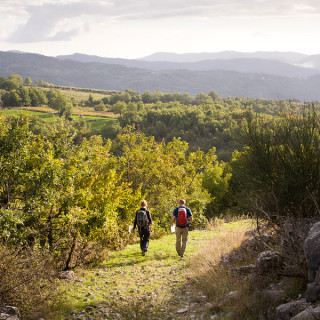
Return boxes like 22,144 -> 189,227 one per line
0,246 -> 60,319
188,219 -> 256,318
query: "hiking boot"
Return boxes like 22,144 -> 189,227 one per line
142,250 -> 146,256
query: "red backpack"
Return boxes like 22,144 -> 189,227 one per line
177,207 -> 188,227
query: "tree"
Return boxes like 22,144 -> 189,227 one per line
8,74 -> 23,88
24,76 -> 32,86
113,127 -> 216,229
0,115 -> 139,269
1,90 -> 21,107
142,91 -> 153,104
111,101 -> 127,116
94,102 -> 106,111
18,87 -> 31,106
195,93 -> 213,105
229,109 -> 320,221
202,161 -> 231,217
47,89 -> 72,118
208,91 -> 220,102
29,88 -> 48,106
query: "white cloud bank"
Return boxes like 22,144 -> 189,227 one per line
1,0 -> 320,57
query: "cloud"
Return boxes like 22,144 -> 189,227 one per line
95,0 -> 320,19
7,1 -> 111,43
5,0 -> 320,43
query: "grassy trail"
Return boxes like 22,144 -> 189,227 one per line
53,220 -> 253,320
57,226 -> 245,320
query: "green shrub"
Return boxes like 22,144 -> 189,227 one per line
229,109 -> 320,222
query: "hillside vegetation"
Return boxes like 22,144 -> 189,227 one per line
2,51 -> 320,100
2,74 -> 320,319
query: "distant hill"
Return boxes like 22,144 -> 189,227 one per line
299,54 -> 320,70
1,51 -> 320,101
57,53 -> 318,78
138,51 -> 308,64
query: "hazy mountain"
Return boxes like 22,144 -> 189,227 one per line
139,51 -> 308,64
298,54 -> 320,70
57,52 -> 320,78
1,51 -> 320,101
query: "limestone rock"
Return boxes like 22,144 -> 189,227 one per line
0,306 -> 20,320
177,307 -> 189,313
304,222 -> 320,282
231,264 -> 255,275
255,251 -> 282,276
291,306 -> 320,320
275,299 -> 311,320
58,270 -> 77,281
305,282 -> 320,303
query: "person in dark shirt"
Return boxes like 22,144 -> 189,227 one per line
133,200 -> 152,256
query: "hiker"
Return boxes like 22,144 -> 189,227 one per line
133,200 -> 152,256
171,199 -> 193,258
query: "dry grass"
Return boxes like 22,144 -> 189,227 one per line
72,108 -> 118,118
188,219 -> 306,319
18,106 -> 118,118
189,219 -> 254,284
40,87 -> 111,102
60,90 -> 109,102
188,219 -> 257,318
19,106 -> 57,113
0,246 -> 60,319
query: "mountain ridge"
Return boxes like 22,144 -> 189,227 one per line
138,51 -> 309,64
1,51 -> 320,101
56,53 -> 319,78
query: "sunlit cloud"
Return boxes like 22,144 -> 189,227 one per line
5,0 -> 320,43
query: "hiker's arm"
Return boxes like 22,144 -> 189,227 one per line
133,212 -> 137,229
171,215 -> 176,226
147,211 -> 152,225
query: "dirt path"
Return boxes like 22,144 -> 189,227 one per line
61,231 -> 218,320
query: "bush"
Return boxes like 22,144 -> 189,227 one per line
228,109 -> 320,279
230,109 -> 320,222
0,246 -> 59,319
94,102 -> 106,111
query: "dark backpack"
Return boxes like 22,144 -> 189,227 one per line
137,210 -> 148,229
177,207 -> 188,227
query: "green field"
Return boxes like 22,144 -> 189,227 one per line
0,109 -> 115,130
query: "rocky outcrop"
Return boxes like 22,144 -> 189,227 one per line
255,251 -> 282,276
290,306 -> 320,320
304,222 -> 320,283
275,299 -> 311,320
262,220 -> 320,320
0,306 -> 20,320
219,221 -> 320,320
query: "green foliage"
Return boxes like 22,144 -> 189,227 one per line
29,87 -> 48,106
47,89 -> 73,118
0,115 -> 216,272
24,76 -> 32,86
1,90 -> 22,106
229,108 -> 320,221
113,127 -> 216,230
202,161 -> 232,218
111,101 -> 127,116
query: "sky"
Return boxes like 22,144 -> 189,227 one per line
0,0 -> 320,59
